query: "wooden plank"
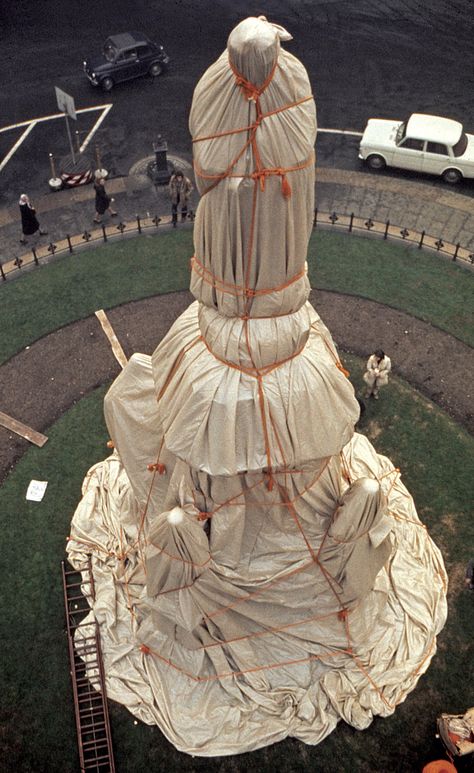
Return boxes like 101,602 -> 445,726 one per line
0,410 -> 48,446
94,309 -> 128,369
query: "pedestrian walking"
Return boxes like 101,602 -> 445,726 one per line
363,349 -> 391,400
19,194 -> 47,245
93,177 -> 117,223
169,170 -> 193,227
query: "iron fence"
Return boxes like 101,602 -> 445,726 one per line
1,208 -> 473,283
312,209 -> 474,266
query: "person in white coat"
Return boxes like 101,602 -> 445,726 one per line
363,349 -> 391,399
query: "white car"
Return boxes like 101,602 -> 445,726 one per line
359,113 -> 474,184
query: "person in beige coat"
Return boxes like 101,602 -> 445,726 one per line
364,349 -> 391,399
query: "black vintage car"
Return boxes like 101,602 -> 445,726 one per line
83,32 -> 170,91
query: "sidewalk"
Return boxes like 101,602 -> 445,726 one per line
0,153 -> 196,264
2,165 -> 474,266
317,168 -> 474,251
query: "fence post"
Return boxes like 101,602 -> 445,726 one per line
136,215 -> 142,234
349,213 -> 354,232
418,230 -> 425,249
453,243 -> 459,262
102,224 -> 107,242
384,220 -> 390,240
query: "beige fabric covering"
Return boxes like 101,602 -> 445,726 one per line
67,16 -> 447,757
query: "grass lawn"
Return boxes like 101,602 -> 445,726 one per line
0,358 -> 473,773
0,229 -> 472,365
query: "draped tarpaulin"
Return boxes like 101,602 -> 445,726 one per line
67,16 -> 447,756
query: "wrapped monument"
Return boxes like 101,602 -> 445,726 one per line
67,16 -> 447,756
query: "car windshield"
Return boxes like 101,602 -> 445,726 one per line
453,132 -> 468,157
103,41 -> 118,62
396,121 -> 407,145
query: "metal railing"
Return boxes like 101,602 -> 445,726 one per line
1,207 -> 472,282
312,208 -> 474,266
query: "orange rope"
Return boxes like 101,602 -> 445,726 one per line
193,153 -> 315,197
139,642 -> 351,683
192,95 -> 314,143
157,335 -> 203,401
190,254 -> 307,299
200,334 -> 306,379
349,655 -> 394,710
228,54 -> 278,101
199,608 -> 346,649
148,540 -> 210,569
204,559 -> 315,620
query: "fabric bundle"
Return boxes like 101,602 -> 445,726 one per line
67,17 -> 447,756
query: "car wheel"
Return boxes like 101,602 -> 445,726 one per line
366,154 -> 386,171
149,62 -> 163,77
442,168 -> 462,185
101,77 -> 114,92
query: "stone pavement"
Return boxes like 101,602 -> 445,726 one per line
0,152 -> 196,266
2,163 -> 474,268
317,169 -> 474,252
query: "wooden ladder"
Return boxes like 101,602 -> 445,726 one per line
62,559 -> 115,772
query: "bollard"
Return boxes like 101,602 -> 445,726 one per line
94,143 -> 108,179
0,262 -> 6,281
383,220 -> 390,240
418,230 -> 425,249
32,248 -> 39,266
313,208 -> 318,228
453,243 -> 459,262
349,213 -> 354,232
102,224 -> 107,242
66,235 -> 73,253
48,153 -> 62,191
136,215 -> 142,234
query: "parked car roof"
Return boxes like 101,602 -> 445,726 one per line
107,32 -> 149,49
406,114 -> 463,145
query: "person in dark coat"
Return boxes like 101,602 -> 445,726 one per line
19,194 -> 47,245
93,177 -> 117,223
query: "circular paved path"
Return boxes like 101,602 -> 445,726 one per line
0,289 -> 472,483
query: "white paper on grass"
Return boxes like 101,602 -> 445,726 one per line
26,480 -> 48,502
